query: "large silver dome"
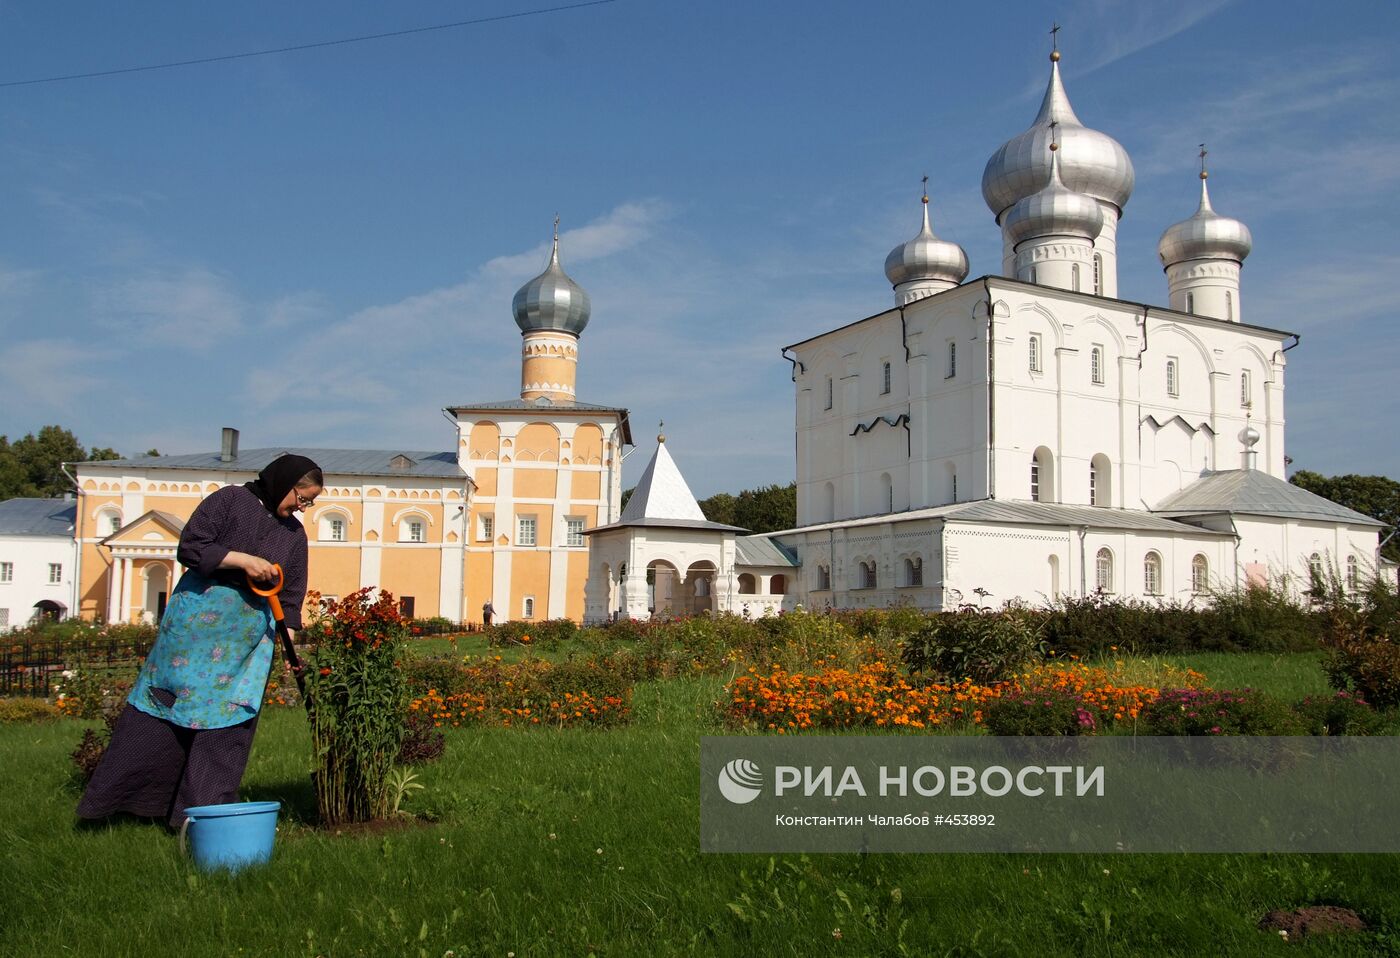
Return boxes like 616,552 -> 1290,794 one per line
884,195 -> 969,288
1002,144 -> 1104,248
982,53 -> 1135,221
1158,174 -> 1253,268
512,232 -> 591,336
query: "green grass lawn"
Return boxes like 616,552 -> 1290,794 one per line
3,654 -> 1399,957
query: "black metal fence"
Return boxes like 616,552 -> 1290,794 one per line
0,638 -> 152,697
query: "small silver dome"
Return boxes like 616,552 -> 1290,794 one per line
884,195 -> 969,289
982,54 -> 1135,220
512,230 -> 591,336
1002,144 -> 1104,248
1239,421 -> 1261,447
1158,174 -> 1253,268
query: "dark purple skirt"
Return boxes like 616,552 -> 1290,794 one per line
76,704 -> 259,828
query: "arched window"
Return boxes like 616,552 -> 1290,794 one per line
1166,357 -> 1179,397
98,508 -> 122,536
1144,551 -> 1162,595
1095,548 -> 1114,593
862,561 -> 877,589
904,557 -> 923,587
1090,346 -> 1104,385
1192,554 -> 1209,594
1240,370 -> 1252,408
1031,447 -> 1054,503
398,514 -> 430,543
1346,555 -> 1359,592
1093,254 -> 1103,295
881,361 -> 892,394
1186,292 -> 1195,314
825,376 -> 833,410
1048,555 -> 1060,598
816,565 -> 830,590
1028,333 -> 1042,373
1225,290 -> 1234,321
1090,454 -> 1111,507
318,510 -> 350,542
769,574 -> 787,595
738,573 -> 757,595
1072,263 -> 1081,291
881,473 -> 893,513
1030,458 -> 1040,502
947,341 -> 957,379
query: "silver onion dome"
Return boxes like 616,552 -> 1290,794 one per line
884,195 -> 969,288
1001,142 -> 1104,248
1157,173 -> 1253,268
982,52 -> 1135,221
512,229 -> 591,336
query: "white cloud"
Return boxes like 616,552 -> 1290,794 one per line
92,266 -> 247,352
0,339 -> 106,419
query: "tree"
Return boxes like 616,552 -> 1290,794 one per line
0,426 -> 124,500
1290,470 -> 1400,562
700,483 -> 796,534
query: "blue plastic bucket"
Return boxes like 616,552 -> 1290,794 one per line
180,801 -> 280,872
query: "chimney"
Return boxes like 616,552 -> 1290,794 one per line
220,427 -> 240,463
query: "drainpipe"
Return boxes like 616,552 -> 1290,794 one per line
60,462 -> 82,620
1078,525 -> 1089,596
982,278 -> 996,500
1379,529 -> 1396,584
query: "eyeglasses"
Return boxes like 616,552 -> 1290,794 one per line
295,493 -> 317,509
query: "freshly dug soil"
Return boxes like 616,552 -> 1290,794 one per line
1258,905 -> 1366,939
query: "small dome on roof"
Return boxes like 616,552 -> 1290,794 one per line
1158,172 -> 1253,269
1001,141 -> 1104,248
884,193 -> 969,290
512,226 -> 591,336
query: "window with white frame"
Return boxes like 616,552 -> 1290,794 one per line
0,562 -> 11,582
517,515 -> 537,547
1028,333 -> 1042,373
478,514 -> 494,541
1093,254 -> 1103,295
405,519 -> 425,543
48,563 -> 62,584
1347,555 -> 1359,592
1144,551 -> 1162,595
881,361 -> 891,395
1030,458 -> 1040,502
107,513 -> 122,535
1308,552 -> 1324,588
946,341 -> 957,379
1186,292 -> 1195,314
1192,554 -> 1209,594
816,565 -> 830,590
1166,357 -> 1179,397
1240,370 -> 1252,408
1072,263 -> 1081,291
1095,548 -> 1113,592
1090,345 -> 1104,385
522,596 -> 535,619
329,518 -> 345,542
824,376 -> 833,410
1225,290 -> 1234,321
565,516 -> 585,547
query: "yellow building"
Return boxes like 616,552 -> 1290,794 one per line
72,229 -> 631,625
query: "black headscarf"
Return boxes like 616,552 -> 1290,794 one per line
244,454 -> 322,513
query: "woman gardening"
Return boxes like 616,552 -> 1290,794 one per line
78,454 -> 322,829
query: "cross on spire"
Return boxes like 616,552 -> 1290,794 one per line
1199,143 -> 1209,179
1050,21 -> 1061,58
921,173 -> 929,203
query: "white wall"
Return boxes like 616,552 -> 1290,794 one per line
0,533 -> 76,629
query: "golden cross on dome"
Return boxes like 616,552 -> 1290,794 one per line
1050,22 -> 1060,53
921,174 -> 929,203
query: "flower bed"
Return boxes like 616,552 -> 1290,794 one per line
407,657 -> 631,728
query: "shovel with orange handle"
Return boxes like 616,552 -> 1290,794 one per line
246,563 -> 308,705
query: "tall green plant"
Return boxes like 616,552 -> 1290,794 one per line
304,588 -> 409,825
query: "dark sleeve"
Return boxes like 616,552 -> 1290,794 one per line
278,531 -> 310,630
178,488 -> 236,576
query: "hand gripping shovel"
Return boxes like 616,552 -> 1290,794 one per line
247,564 -> 309,707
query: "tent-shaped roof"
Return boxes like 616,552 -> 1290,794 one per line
588,438 -> 745,534
1155,470 -> 1384,526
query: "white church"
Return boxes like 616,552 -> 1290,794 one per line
584,47 -> 1384,620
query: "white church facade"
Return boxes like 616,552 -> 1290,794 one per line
583,47 -> 1384,618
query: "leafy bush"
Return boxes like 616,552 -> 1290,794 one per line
981,688 -> 1097,736
403,655 -> 475,697
1318,581 -> 1400,709
396,708 -> 446,765
0,697 -> 61,723
1138,688 -> 1304,735
487,618 -> 577,649
304,588 -> 410,824
70,706 -> 121,783
1294,691 -> 1387,736
901,609 -> 1044,683
408,656 -> 632,728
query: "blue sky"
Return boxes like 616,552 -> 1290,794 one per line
1,0 -> 1397,496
